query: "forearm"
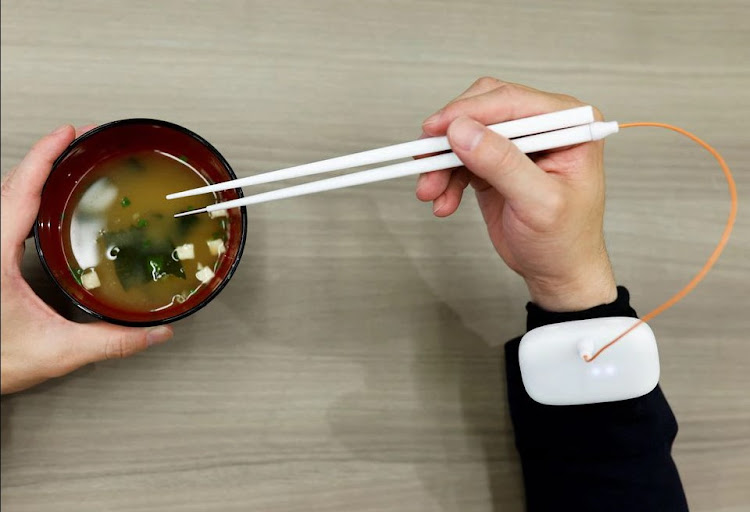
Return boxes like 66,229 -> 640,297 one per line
505,286 -> 688,512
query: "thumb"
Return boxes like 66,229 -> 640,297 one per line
69,322 -> 173,365
447,116 -> 557,210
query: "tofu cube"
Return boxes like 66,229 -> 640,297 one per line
195,265 -> 215,284
174,243 -> 195,260
207,239 -> 226,256
208,209 -> 228,219
77,177 -> 118,213
81,269 -> 101,290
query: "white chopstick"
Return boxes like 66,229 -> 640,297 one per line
167,106 -> 595,200
174,121 -> 619,218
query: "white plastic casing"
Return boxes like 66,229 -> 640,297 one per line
519,317 -> 659,406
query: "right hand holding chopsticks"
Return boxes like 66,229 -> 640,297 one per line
416,77 -> 617,312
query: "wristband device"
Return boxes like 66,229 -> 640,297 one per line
517,122 -> 737,406
519,318 -> 659,405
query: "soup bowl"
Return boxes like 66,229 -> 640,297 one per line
34,119 -> 247,326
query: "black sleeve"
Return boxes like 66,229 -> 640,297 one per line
505,286 -> 689,512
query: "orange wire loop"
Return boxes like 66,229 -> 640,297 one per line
583,122 -> 738,362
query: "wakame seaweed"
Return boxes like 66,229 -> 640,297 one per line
103,227 -> 185,290
176,209 -> 199,236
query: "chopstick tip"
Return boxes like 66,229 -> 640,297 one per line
174,208 -> 207,218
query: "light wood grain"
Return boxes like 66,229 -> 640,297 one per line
2,1 -> 749,511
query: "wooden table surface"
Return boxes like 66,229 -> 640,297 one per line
2,1 -> 748,510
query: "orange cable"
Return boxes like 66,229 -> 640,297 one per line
583,122 -> 738,362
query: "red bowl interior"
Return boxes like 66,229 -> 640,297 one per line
34,119 -> 247,326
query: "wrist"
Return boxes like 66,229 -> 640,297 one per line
525,264 -> 617,313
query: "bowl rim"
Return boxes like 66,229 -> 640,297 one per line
33,118 -> 248,327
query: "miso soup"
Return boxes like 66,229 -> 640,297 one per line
63,151 -> 229,313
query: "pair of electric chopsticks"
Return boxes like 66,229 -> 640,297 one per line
169,106 -> 618,217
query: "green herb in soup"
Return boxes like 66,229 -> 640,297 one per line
64,151 -> 229,313
102,227 -> 185,290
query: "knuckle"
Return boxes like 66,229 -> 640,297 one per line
473,76 -> 502,89
1,169 -> 18,199
487,82 -> 516,102
546,191 -> 566,218
104,335 -> 129,360
492,137 -> 522,173
555,93 -> 597,114
591,105 -> 605,121
536,191 -> 566,228
539,92 -> 585,112
497,81 -> 517,93
0,182 -> 12,201
104,331 -> 145,360
447,83 -> 509,116
440,101 -> 461,120
556,93 -> 582,105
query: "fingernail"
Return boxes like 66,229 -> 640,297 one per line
416,173 -> 427,191
51,124 -> 69,135
146,326 -> 172,346
449,117 -> 485,151
433,196 -> 446,215
422,111 -> 442,127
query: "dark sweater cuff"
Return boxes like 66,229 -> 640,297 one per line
525,285 -> 637,331
505,286 -> 678,460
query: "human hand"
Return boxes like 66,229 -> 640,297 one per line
416,78 -> 617,312
1,125 -> 173,394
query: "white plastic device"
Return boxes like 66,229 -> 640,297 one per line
518,317 -> 659,405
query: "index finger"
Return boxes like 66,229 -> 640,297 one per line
416,78 -> 508,199
422,76 -> 507,131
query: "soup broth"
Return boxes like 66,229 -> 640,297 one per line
64,151 -> 228,313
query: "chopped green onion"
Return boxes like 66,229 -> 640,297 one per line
121,196 -> 131,207
70,266 -> 83,285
